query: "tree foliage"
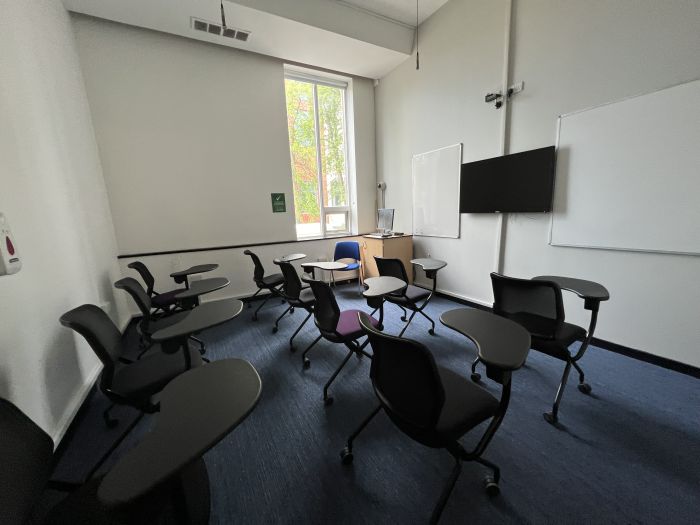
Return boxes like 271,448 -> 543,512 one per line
285,79 -> 347,224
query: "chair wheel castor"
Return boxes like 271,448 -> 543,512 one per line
578,383 -> 592,394
428,328 -> 435,336
400,316 -> 407,322
290,307 -> 295,314
324,396 -> 334,406
471,372 -> 481,382
105,419 -> 119,429
484,476 -> 499,497
303,358 -> 311,369
340,447 -> 354,465
272,326 -> 278,334
543,412 -> 557,425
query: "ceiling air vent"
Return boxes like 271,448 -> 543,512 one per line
193,19 -> 207,32
223,28 -> 237,39
235,30 -> 250,42
208,23 -> 221,35
190,17 -> 250,43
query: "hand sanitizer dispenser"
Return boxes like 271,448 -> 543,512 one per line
0,213 -> 21,275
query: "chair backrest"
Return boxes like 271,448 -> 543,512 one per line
276,260 -> 303,300
115,277 -> 152,317
243,250 -> 265,283
490,272 -> 564,339
60,304 -> 123,386
333,241 -> 360,262
307,278 -> 341,335
0,399 -> 54,525
374,256 -> 409,282
128,261 -> 156,296
358,313 -> 444,430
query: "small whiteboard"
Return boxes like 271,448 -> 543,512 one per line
550,78 -> 700,256
412,143 -> 462,238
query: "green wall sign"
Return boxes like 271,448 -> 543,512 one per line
271,193 -> 286,213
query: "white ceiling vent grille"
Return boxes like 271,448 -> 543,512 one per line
190,17 -> 251,43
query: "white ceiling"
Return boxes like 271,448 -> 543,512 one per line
338,0 -> 450,26
63,0 -> 419,78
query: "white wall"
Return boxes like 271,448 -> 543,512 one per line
0,0 -> 128,442
376,0 -> 700,366
503,0 -> 700,367
72,15 -> 378,256
376,0 -> 509,305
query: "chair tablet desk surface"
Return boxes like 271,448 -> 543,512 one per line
170,264 -> 219,287
99,358 -> 262,506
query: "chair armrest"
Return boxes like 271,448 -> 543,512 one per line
151,299 -> 243,342
532,275 -> 609,310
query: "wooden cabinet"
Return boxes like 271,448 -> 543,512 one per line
360,235 -> 413,284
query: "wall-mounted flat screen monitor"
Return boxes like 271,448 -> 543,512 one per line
460,145 -> 556,213
377,208 -> 394,231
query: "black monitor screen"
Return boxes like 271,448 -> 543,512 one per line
460,146 -> 556,213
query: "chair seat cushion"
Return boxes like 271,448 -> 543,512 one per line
111,347 -> 202,403
532,322 -> 587,360
260,273 -> 284,288
336,262 -> 360,271
336,309 -> 379,339
387,284 -> 430,305
435,367 -> 500,440
152,289 -> 184,308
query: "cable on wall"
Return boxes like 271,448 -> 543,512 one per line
220,0 -> 227,29
415,0 -> 420,70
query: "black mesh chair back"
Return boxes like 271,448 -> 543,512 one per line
308,279 -> 340,335
491,272 -> 564,340
243,250 -> 266,284
115,277 -> 152,317
0,399 -> 54,525
375,256 -> 409,282
358,312 -> 444,431
60,304 -> 123,386
127,261 -> 156,296
278,260 -> 303,300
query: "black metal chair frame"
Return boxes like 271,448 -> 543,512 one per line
243,249 -> 285,321
301,277 -> 373,405
475,272 -> 599,425
342,313 -> 516,524
127,261 -> 184,316
373,256 -> 439,337
272,259 -> 316,351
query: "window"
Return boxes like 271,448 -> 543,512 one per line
284,71 -> 351,238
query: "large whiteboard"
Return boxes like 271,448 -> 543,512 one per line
412,143 -> 462,238
550,79 -> 700,256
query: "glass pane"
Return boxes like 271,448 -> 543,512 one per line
317,84 -> 348,208
285,79 -> 321,237
325,212 -> 348,233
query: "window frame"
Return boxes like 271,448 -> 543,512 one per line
284,70 -> 352,239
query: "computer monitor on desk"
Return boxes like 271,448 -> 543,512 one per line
377,208 -> 394,235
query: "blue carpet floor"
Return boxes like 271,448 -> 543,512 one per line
46,285 -> 700,524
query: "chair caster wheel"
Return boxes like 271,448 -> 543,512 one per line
290,307 -> 295,314
105,419 -> 119,429
578,383 -> 592,394
272,326 -> 278,334
400,316 -> 407,322
340,447 -> 354,465
543,412 -> 557,425
484,477 -> 499,497
324,397 -> 334,406
428,328 -> 435,336
471,372 -> 481,382
303,358 -> 311,369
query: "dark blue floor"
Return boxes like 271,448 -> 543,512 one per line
47,285 -> 700,524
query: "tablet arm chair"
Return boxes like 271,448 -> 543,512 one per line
302,277 -> 378,405
342,313 -> 527,524
60,304 -> 202,480
374,256 -> 442,337
272,259 -> 316,350
332,241 -> 363,293
243,249 -> 285,321
127,261 -> 184,315
485,272 -> 603,425
115,277 -> 206,360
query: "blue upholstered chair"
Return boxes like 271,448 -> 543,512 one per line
332,241 -> 363,293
